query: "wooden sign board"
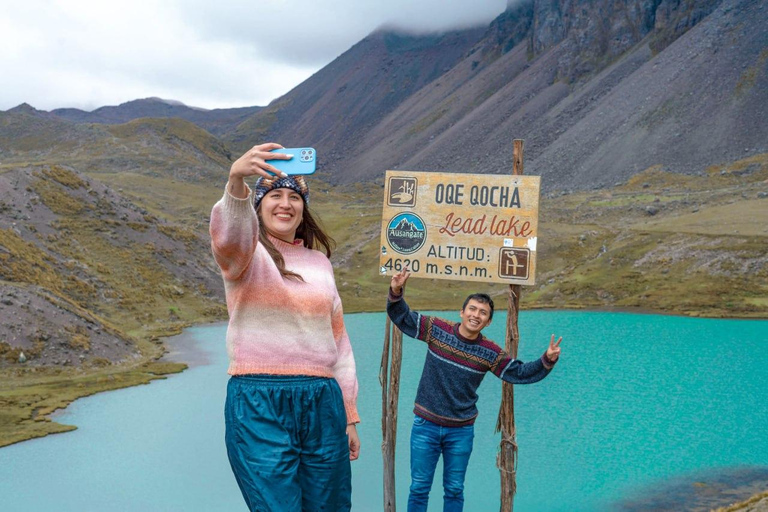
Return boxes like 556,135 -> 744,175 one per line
379,170 -> 540,285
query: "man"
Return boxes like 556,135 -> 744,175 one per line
387,267 -> 562,512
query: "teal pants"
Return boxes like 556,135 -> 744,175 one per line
225,375 -> 351,512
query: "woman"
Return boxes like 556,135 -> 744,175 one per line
209,143 -> 360,511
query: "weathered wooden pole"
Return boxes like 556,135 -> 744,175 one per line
381,317 -> 404,511
496,139 -> 524,512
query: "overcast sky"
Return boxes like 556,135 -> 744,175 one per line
1,0 -> 509,112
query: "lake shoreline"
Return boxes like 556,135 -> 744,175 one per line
160,320 -> 223,368
2,304 -> 765,449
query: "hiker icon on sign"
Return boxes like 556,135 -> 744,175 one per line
388,177 -> 417,207
498,248 -> 530,280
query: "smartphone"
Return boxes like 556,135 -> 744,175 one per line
268,147 -> 317,175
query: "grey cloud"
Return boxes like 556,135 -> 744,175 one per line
177,0 -> 507,67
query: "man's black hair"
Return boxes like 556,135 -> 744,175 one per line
462,293 -> 494,321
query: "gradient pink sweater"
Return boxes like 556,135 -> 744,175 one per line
209,186 -> 360,424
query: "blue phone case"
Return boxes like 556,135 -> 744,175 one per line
268,147 -> 316,175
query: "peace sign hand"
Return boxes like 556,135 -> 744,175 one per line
390,267 -> 411,295
546,334 -> 563,362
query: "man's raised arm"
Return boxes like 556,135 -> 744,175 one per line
386,268 -> 424,341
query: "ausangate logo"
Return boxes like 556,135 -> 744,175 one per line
387,213 -> 427,254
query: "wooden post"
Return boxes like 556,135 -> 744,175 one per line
496,139 -> 524,512
380,317 -> 392,458
381,317 -> 403,511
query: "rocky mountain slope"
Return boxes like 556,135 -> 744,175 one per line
224,27 -> 487,155
228,0 -> 767,188
0,164 -> 224,369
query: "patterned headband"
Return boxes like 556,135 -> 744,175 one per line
253,175 -> 310,209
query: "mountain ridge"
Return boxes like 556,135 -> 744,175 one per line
47,97 -> 262,137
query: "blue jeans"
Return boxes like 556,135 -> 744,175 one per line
408,415 -> 474,512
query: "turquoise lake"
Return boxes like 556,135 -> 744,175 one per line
0,310 -> 766,511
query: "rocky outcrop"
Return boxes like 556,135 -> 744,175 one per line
650,0 -> 724,53
530,0 -> 664,81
